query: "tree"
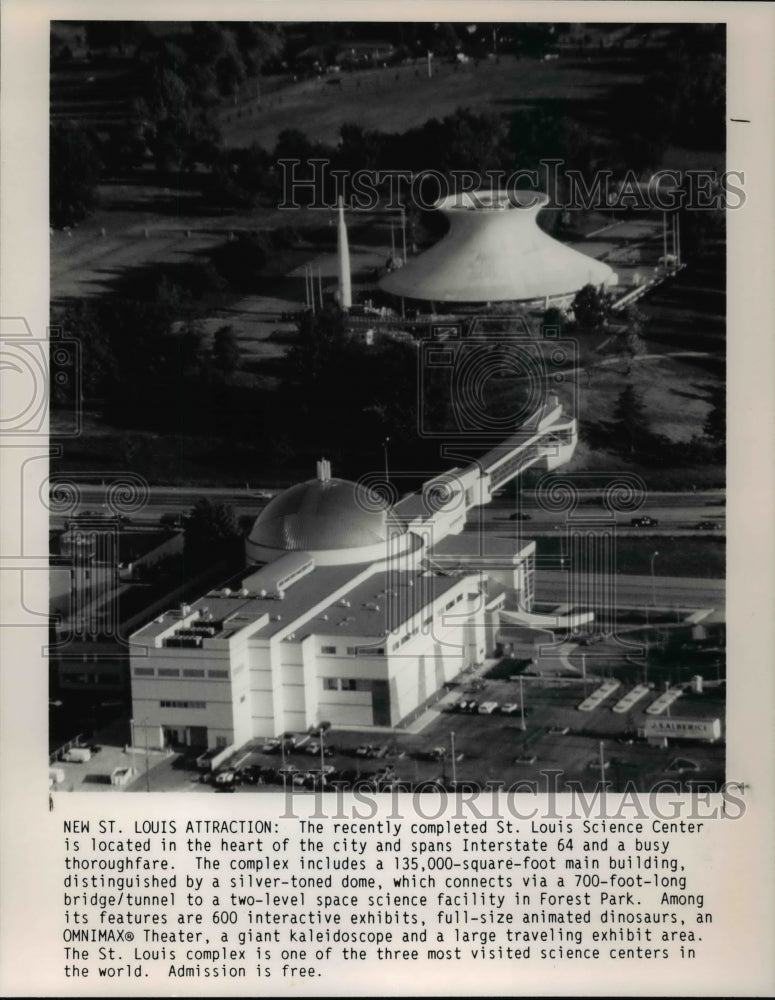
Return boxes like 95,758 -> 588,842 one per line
703,383 -> 725,449
571,284 -> 612,330
55,299 -> 118,402
50,122 -> 102,228
184,498 -> 242,568
612,384 -> 652,456
212,325 -> 240,374
233,22 -> 285,77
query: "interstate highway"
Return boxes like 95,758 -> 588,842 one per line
49,484 -> 725,535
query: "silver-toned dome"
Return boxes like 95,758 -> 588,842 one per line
247,477 -> 401,555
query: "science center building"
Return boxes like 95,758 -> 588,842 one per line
129,395 -> 578,752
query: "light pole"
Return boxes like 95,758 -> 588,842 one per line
599,739 -> 607,790
383,438 -> 390,487
450,731 -> 457,789
129,717 -> 136,779
143,718 -> 150,793
518,676 -> 526,732
650,551 -> 659,607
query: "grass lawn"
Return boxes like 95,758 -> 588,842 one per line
538,535 -> 725,578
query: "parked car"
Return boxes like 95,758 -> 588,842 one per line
478,701 -> 499,714
630,516 -> 659,527
237,765 -> 264,785
63,747 -> 91,763
214,768 -> 241,787
500,703 -> 520,716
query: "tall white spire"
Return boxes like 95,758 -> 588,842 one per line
337,196 -> 352,310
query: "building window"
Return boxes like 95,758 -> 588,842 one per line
208,669 -> 228,679
159,700 -> 206,709
456,592 -> 464,603
445,600 -> 455,610
215,737 -> 227,748
133,667 -> 154,677
341,679 -> 357,692
346,646 -> 357,655
321,645 -> 337,654
158,668 -> 180,677
183,669 -> 205,678
323,678 -> 338,690
240,695 -> 246,703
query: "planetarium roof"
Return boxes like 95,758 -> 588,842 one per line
379,189 -> 617,303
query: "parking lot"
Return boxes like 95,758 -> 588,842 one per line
129,663 -> 725,796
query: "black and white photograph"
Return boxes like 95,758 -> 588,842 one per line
46,17 -> 730,795
1,1 -> 773,996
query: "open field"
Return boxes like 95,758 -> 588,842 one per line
219,54 -> 643,149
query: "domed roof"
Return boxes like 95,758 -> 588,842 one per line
379,189 -> 617,303
247,475 -> 401,556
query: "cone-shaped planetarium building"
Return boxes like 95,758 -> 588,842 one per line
379,189 -> 617,307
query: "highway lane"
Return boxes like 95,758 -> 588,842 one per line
50,483 -> 725,532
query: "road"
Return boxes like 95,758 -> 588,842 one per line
50,483 -> 725,535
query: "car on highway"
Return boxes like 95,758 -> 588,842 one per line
696,521 -> 719,530
630,516 -> 659,527
413,747 -> 445,762
160,512 -> 188,529
508,512 -> 532,520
